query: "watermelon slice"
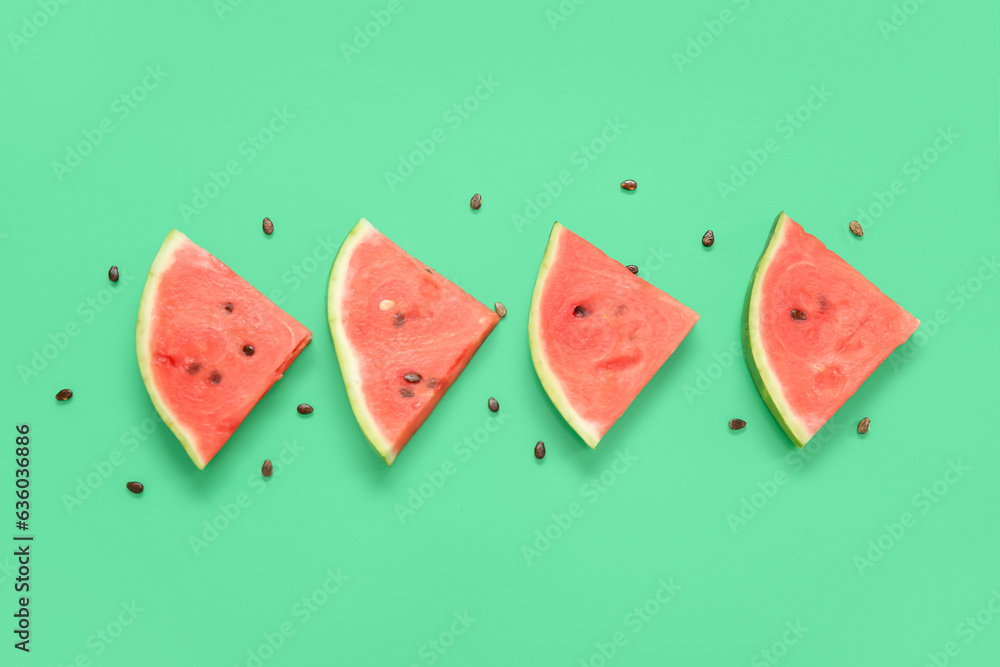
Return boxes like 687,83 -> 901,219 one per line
136,230 -> 312,469
528,222 -> 699,448
327,218 -> 499,466
742,212 -> 920,447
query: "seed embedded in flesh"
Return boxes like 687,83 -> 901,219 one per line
626,265 -> 639,274
573,305 -> 588,318
262,460 -> 273,477
108,265 -> 119,282
297,403 -> 313,414
400,387 -> 415,398
379,299 -> 395,311
858,417 -> 871,434
263,217 -> 274,235
470,193 -> 482,210
55,388 -> 73,401
534,441 -> 546,459
488,397 -> 499,412
849,220 -> 863,237
393,312 -> 405,327
729,418 -> 746,430
790,309 -> 807,321
243,344 -> 255,356
186,362 -> 202,374
427,378 -> 438,388
223,302 -> 234,312
209,371 -> 222,384
126,481 -> 143,494
494,302 -> 507,318
702,230 -> 715,247
404,373 -> 421,383
620,179 -> 637,191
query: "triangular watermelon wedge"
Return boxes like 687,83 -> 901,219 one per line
136,230 -> 312,469
528,222 -> 699,448
742,212 -> 920,447
327,218 -> 499,466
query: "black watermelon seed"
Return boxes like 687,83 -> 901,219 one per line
393,312 -> 405,327
262,460 -> 273,477
186,362 -> 202,374
399,387 -> 415,398
243,344 -> 255,356
494,302 -> 507,318
534,441 -> 546,459
702,230 -> 715,247
108,265 -> 119,282
850,220 -> 863,237
620,179 -> 637,191
297,403 -> 313,414
573,305 -> 588,318
470,193 -> 482,210
262,217 -> 274,235
626,265 -> 639,274
404,373 -> 421,383
427,378 -> 438,388
488,397 -> 499,412
790,309 -> 807,321
209,371 -> 222,384
126,481 -> 143,494
223,302 -> 234,313
729,418 -> 746,430
55,388 -> 73,401
858,417 -> 871,434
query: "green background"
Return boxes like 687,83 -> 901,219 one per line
3,0 -> 999,664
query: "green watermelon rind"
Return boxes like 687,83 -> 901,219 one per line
741,211 -> 813,448
327,218 -> 399,466
135,229 -> 209,469
527,222 -> 604,448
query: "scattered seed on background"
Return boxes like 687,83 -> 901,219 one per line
790,309 -> 807,321
702,230 -> 714,247
404,373 -> 421,383
573,305 -> 588,318
534,441 -> 546,459
55,388 -> 73,401
850,220 -> 863,237
858,417 -> 871,434
488,397 -> 499,412
243,344 -> 255,356
729,418 -> 746,430
620,179 -> 637,191
263,217 -> 274,235
297,403 -> 313,414
262,460 -> 273,477
108,265 -> 119,282
126,481 -> 143,494
470,193 -> 482,210
626,265 -> 639,274
494,302 -> 507,318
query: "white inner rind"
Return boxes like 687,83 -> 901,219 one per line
527,223 -> 604,448
746,213 -> 813,446
135,229 -> 207,468
327,218 -> 399,465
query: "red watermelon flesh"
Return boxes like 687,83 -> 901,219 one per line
327,218 -> 499,465
136,230 -> 311,469
742,212 -> 920,446
528,222 -> 699,447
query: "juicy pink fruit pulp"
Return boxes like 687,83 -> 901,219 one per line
338,228 -> 499,458
145,236 -> 311,467
756,216 -> 919,437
